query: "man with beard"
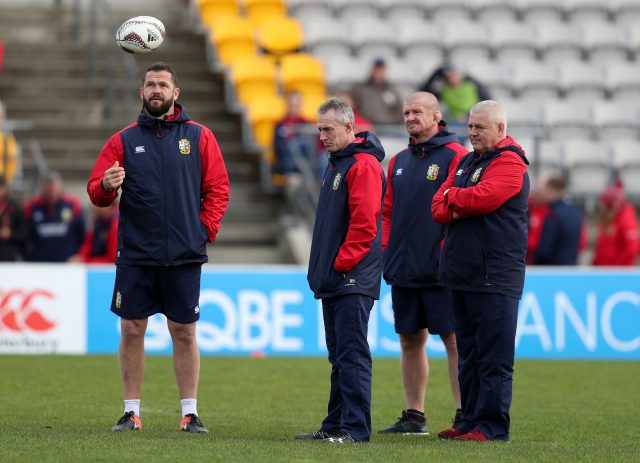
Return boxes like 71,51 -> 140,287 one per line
87,62 -> 229,433
379,92 -> 466,436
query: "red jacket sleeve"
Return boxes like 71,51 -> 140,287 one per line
87,133 -> 123,207
79,218 -> 119,263
381,156 -> 397,251
446,152 -> 527,217
334,154 -> 384,273
199,127 -> 230,242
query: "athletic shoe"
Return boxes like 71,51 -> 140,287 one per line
321,433 -> 358,444
111,411 -> 142,432
437,428 -> 466,439
179,414 -> 209,433
455,428 -> 491,441
295,430 -> 339,440
378,410 -> 429,435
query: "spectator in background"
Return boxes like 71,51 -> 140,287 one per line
527,174 -> 551,265
533,176 -> 586,266
352,58 -> 404,126
419,64 -> 491,122
593,179 -> 639,266
0,176 -> 27,261
336,91 -> 373,134
23,171 -> 85,262
70,202 -> 119,264
273,91 -> 314,177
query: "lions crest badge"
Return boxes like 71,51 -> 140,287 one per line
178,138 -> 191,155
332,173 -> 342,191
426,164 -> 439,180
471,167 -> 483,183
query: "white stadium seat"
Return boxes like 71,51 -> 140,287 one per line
442,21 -> 491,63
287,0 -> 333,21
322,55 -> 370,90
471,0 -> 519,22
543,101 -> 594,140
581,21 -> 631,63
378,0 -> 426,22
558,62 -> 607,101
513,0 -> 564,24
592,102 -> 639,141
609,0 -> 640,25
564,0 -> 611,23
463,60 -> 515,100
330,0 -> 379,20
428,0 -> 471,22
562,140 -> 612,198
606,63 -> 640,102
502,99 -> 544,139
396,19 -> 444,63
490,21 -> 537,62
302,18 -> 351,62
536,139 -> 566,177
535,23 -> 583,63
351,18 -> 398,61
512,62 -> 560,101
609,140 -> 640,199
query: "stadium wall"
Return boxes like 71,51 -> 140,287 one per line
0,264 -> 638,359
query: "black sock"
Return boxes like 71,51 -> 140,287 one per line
406,409 -> 426,423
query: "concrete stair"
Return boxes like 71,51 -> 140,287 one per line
0,1 -> 294,265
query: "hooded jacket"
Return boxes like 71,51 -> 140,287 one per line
382,124 -> 467,287
307,131 -> 386,300
87,104 -> 229,266
432,136 -> 529,298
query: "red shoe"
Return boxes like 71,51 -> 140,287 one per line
438,428 -> 466,439
455,428 -> 491,441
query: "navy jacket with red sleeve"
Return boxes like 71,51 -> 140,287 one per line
432,136 -> 529,298
87,104 -> 229,266
382,125 -> 467,288
307,131 -> 386,300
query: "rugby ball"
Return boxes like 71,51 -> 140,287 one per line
116,16 -> 165,54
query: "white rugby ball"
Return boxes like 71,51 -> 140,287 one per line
116,16 -> 165,54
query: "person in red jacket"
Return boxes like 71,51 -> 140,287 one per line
432,100 -> 529,442
87,62 -> 229,434
593,179 -> 640,266
70,202 -> 119,264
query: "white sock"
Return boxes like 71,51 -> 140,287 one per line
124,399 -> 140,416
181,398 -> 198,417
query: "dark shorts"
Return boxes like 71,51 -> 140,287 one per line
390,286 -> 455,335
111,263 -> 202,324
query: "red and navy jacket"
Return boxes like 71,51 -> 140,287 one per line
87,104 -> 230,266
382,124 -> 467,288
23,194 -> 86,262
77,212 -> 119,264
307,131 -> 386,300
432,136 -> 529,299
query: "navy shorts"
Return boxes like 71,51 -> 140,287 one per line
391,286 -> 455,335
111,263 -> 202,324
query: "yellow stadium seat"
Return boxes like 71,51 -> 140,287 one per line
244,0 -> 288,26
198,0 -> 240,26
208,15 -> 257,66
279,53 -> 326,95
0,132 -> 18,184
229,55 -> 279,104
300,92 -> 328,122
256,16 -> 304,56
245,93 -> 286,163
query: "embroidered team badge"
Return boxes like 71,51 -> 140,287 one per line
471,167 -> 483,183
332,173 -> 342,190
115,291 -> 122,309
426,164 -> 439,180
178,138 -> 191,155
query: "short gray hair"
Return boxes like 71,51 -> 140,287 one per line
318,97 -> 355,126
470,100 -> 507,132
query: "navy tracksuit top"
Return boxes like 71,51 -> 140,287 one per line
534,198 -> 584,265
439,143 -> 530,299
307,132 -> 386,300
383,128 -> 467,288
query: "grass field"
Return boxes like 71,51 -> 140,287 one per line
1,356 -> 638,462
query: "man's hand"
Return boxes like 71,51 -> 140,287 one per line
102,161 -> 125,192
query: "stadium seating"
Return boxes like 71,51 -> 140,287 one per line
543,101 -> 593,140
280,53 -> 325,95
286,0 -> 331,21
428,0 -> 471,22
208,15 -> 257,66
610,0 -> 640,24
580,21 -> 630,63
564,0 -> 610,23
535,22 -> 583,63
512,62 -> 560,100
513,0 -> 564,24
228,54 -> 278,104
558,62 -> 607,101
606,63 -> 640,101
246,93 -> 287,162
442,21 -> 492,63
378,0 -> 426,22
198,0 -> 241,26
302,18 -> 351,63
592,102 -> 639,141
471,0 -> 518,22
256,16 -> 304,55
330,0 -> 378,20
562,139 -> 612,197
490,22 -> 537,61
244,0 -> 288,26
396,19 -> 444,63
351,18 -> 398,62
610,140 -> 640,197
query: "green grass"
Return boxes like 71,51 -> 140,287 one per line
1,356 -> 638,462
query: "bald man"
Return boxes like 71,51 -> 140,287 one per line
379,92 -> 467,436
432,100 -> 530,442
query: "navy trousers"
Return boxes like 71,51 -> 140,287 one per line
451,290 -> 518,442
320,293 -> 373,442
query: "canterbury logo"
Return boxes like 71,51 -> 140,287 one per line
0,289 -> 56,332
